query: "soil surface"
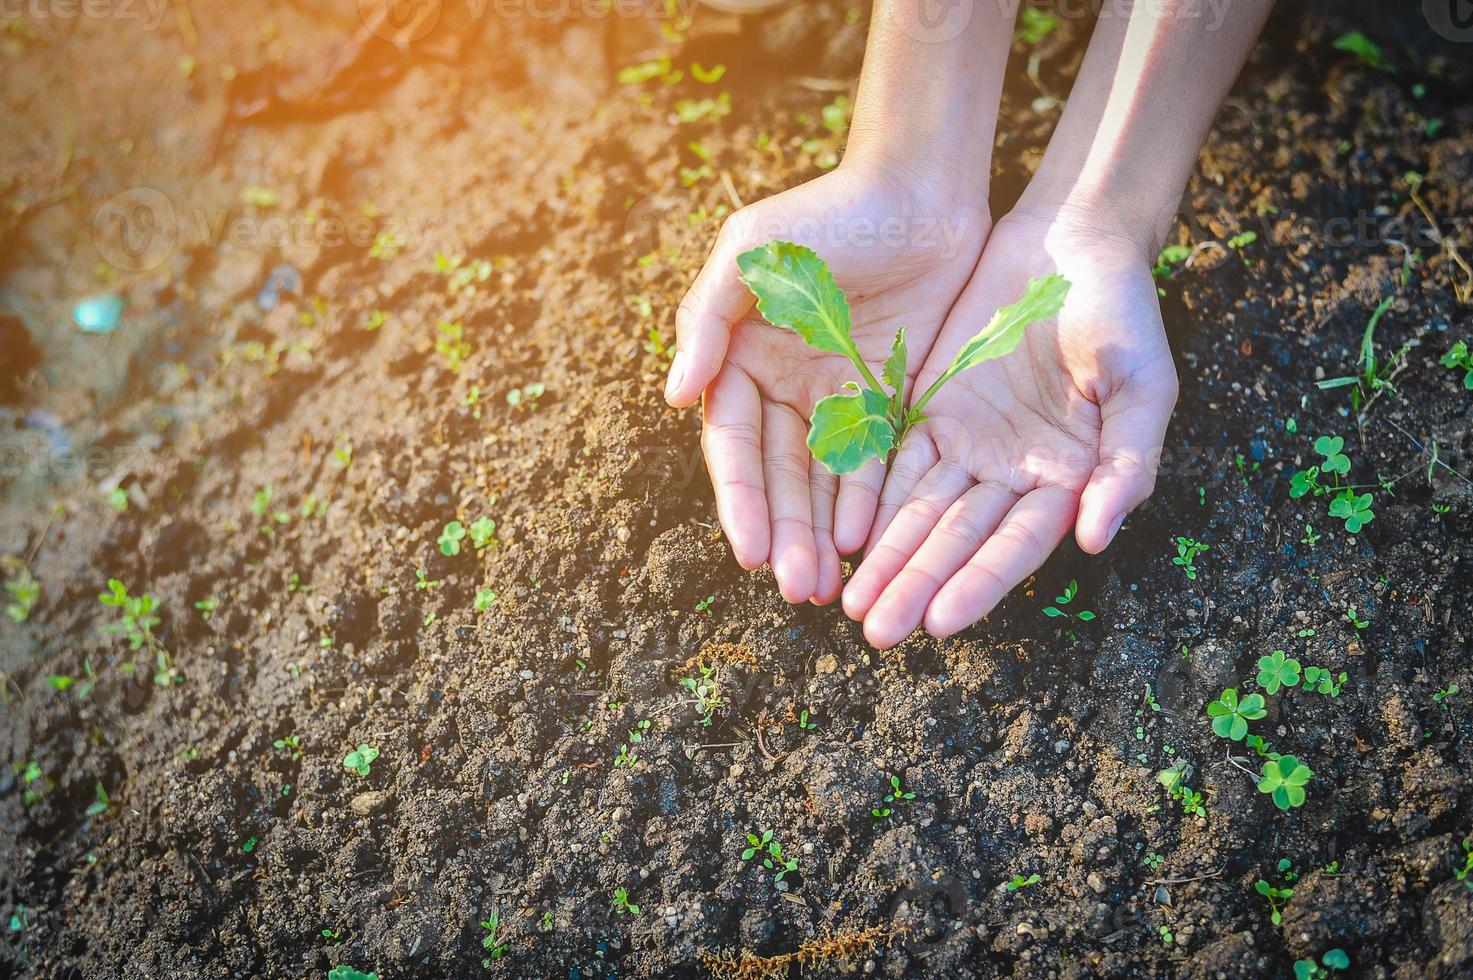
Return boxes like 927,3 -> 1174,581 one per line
3,3 -> 1473,978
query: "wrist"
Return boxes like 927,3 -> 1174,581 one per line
1009,174 -> 1179,265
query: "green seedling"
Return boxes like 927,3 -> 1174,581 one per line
739,240 -> 1069,474
435,320 -> 470,373
99,578 -> 160,650
85,780 -> 111,817
274,735 -> 304,761
1206,688 -> 1267,741
1256,650 -> 1302,695
1277,858 -> 1299,882
1316,296 -> 1406,414
1004,873 -> 1040,892
47,659 -> 98,701
1254,878 -> 1294,926
4,564 -> 39,623
1258,755 -> 1312,810
741,830 -> 799,883
251,485 -> 292,537
614,742 -> 638,768
1290,435 -> 1376,533
797,709 -> 818,731
469,517 -> 497,550
1455,839 -> 1473,891
1042,579 -> 1096,626
1144,852 -> 1166,871
681,666 -> 722,726
342,743 -> 379,777
480,914 -> 508,964
193,596 -> 218,620
1294,949 -> 1350,980
1332,31 -> 1392,72
870,773 -> 916,826
1171,537 -> 1208,580
1441,340 -> 1473,389
1328,489 -> 1375,532
1157,762 -> 1205,817
1014,5 -> 1059,44
643,325 -> 672,363
474,588 -> 498,612
506,382 -> 545,408
17,761 -> 51,806
695,595 -> 716,615
1302,666 -> 1347,697
1152,243 -> 1192,280
1345,605 -> 1369,630
415,568 -> 442,590
612,887 -> 640,916
1433,683 -> 1459,708
438,521 -> 466,556
627,719 -> 651,744
434,252 -> 492,296
328,968 -> 378,980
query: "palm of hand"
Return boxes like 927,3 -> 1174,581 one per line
842,220 -> 1178,646
698,167 -> 989,604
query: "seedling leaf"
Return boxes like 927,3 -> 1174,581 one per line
808,387 -> 896,475
942,274 -> 1069,379
736,241 -> 856,358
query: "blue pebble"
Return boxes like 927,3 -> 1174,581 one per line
256,263 -> 303,311
73,294 -> 123,333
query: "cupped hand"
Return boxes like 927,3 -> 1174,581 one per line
665,163 -> 989,605
840,211 -> 1179,647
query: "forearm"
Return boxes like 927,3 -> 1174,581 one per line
1016,0 -> 1275,254
842,0 -> 1021,205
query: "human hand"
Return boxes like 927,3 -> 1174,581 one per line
664,163 -> 988,604
840,209 -> 1179,647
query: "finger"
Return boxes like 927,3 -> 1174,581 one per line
763,403 -> 818,604
925,484 -> 1078,638
1075,367 -> 1177,554
860,481 -> 1016,649
864,432 -> 941,553
810,456 -> 843,605
666,216 -> 759,408
841,459 -> 971,623
833,459 -> 886,555
702,367 -> 769,570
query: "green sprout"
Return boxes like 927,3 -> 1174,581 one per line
612,887 -> 641,916
1294,949 -> 1350,979
469,517 -> 497,550
1441,340 -> 1473,389
342,743 -> 379,777
4,564 -> 39,623
434,320 -> 470,373
681,666 -> 722,726
870,773 -> 916,826
1433,683 -> 1459,709
85,780 -> 111,817
1157,762 -> 1205,816
1205,688 -> 1266,741
1256,650 -> 1302,695
1328,489 -> 1375,532
480,914 -> 508,965
741,830 -> 799,883
1254,878 -> 1294,926
1042,579 -> 1096,627
1332,31 -> 1392,72
474,588 -> 498,612
193,596 -> 219,621
505,382 -> 545,408
1004,873 -> 1040,892
274,735 -> 304,761
1454,839 -> 1473,891
1302,666 -> 1347,697
1171,537 -> 1208,580
738,240 -> 1069,474
328,968 -> 378,980
1258,756 -> 1313,810
438,521 -> 467,556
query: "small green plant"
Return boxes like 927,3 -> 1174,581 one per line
85,780 -> 111,817
435,320 -> 470,373
612,887 -> 640,916
1332,31 -> 1391,72
99,578 -> 160,650
1290,435 -> 1376,533
274,735 -> 304,761
681,666 -> 722,726
1254,878 -> 1294,926
1258,755 -> 1313,810
415,568 -> 442,590
1302,666 -> 1347,697
741,829 -> 799,883
1441,340 -> 1473,389
1256,650 -> 1302,695
1454,839 -> 1473,891
438,521 -> 467,556
1158,924 -> 1174,945
739,240 -> 1069,474
797,709 -> 818,731
614,742 -> 638,768
870,773 -> 916,826
328,968 -> 378,980
193,596 -> 219,620
1328,489 -> 1375,533
1171,537 -> 1208,580
4,563 -> 39,623
1004,873 -> 1040,892
1157,762 -> 1205,817
474,588 -> 498,612
1344,605 -> 1369,630
342,743 -> 379,777
1042,579 -> 1096,635
434,252 -> 493,296
1205,688 -> 1267,741
480,914 -> 508,965
1433,683 -> 1459,708
1144,852 -> 1166,871
251,485 -> 292,537
469,517 -> 497,550
1293,949 -> 1350,979
505,382 -> 545,408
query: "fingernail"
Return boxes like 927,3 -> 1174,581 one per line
664,351 -> 686,401
1107,512 -> 1126,544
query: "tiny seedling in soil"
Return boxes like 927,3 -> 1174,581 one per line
1333,31 -> 1392,72
1290,435 -> 1376,533
85,781 -> 111,817
1317,296 -> 1406,414
695,594 -> 716,615
1205,688 -> 1267,742
1157,762 -> 1205,816
1171,537 -> 1208,580
1433,683 -> 1459,708
328,968 -> 378,980
1143,852 -> 1166,871
1258,755 -> 1313,810
870,773 -> 916,826
1294,949 -> 1351,979
193,596 -> 218,620
342,743 -> 379,777
1042,580 -> 1096,636
1455,840 -> 1473,891
273,735 -> 303,761
438,521 -> 467,556
1254,878 -> 1294,926
506,382 -> 545,408
435,320 -> 470,373
1441,340 -> 1473,389
250,485 -> 292,536
4,564 -> 39,622
614,742 -> 638,768
480,914 -> 508,965
1256,650 -> 1302,694
739,239 -> 1069,474
474,588 -> 498,612
681,666 -> 722,726
1302,666 -> 1347,697
741,830 -> 799,883
1004,873 -> 1040,892
612,887 -> 640,916
797,709 -> 818,731
1345,605 -> 1369,630
415,568 -> 442,590
1158,924 -> 1174,945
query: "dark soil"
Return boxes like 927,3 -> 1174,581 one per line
3,3 -> 1473,978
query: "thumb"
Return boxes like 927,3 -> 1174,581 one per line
664,212 -> 762,408
1075,365 -> 1177,554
